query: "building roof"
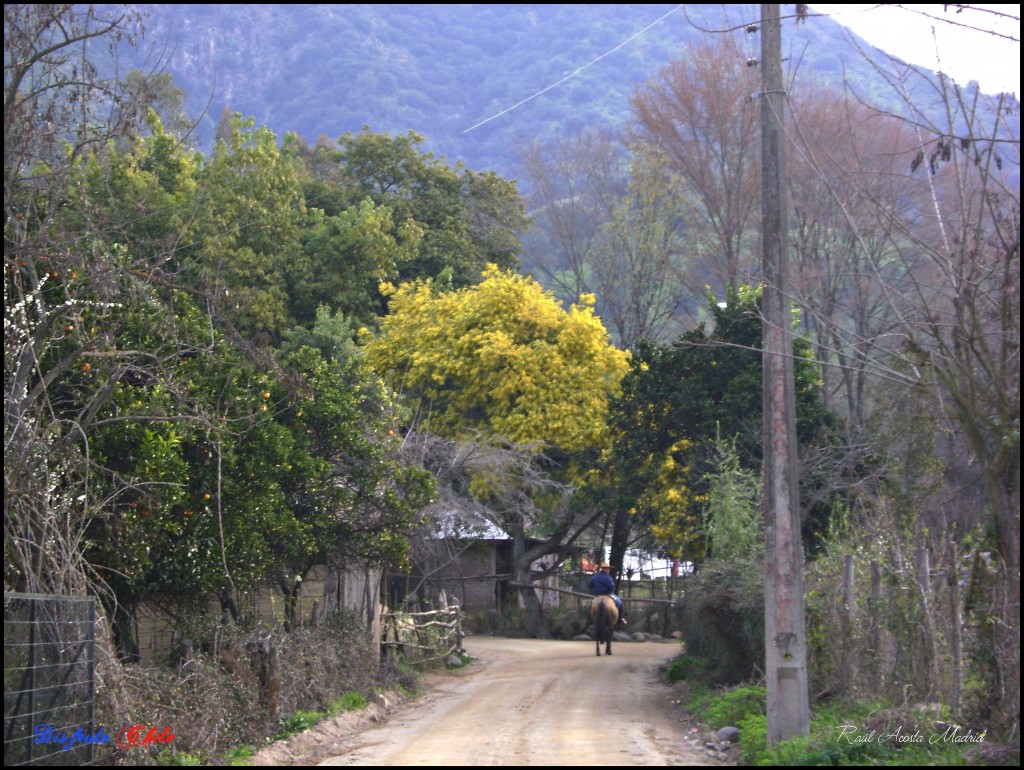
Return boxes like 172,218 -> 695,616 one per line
432,509 -> 510,541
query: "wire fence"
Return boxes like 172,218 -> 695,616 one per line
4,593 -> 97,766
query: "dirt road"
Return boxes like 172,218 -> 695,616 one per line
311,635 -> 727,767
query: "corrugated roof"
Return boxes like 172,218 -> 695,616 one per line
432,510 -> 509,540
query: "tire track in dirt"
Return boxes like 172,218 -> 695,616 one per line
308,635 -> 732,767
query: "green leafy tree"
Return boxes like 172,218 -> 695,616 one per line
292,128 -> 528,294
121,70 -> 195,145
69,111 -> 202,277
82,296 -> 299,652
287,197 -> 422,327
273,308 -> 436,617
5,11 -> 436,660
602,285 -> 843,570
84,295 -> 436,647
704,433 -> 763,562
192,114 -> 306,341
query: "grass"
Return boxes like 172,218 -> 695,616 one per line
274,689 -> 372,741
209,689 -> 375,764
679,683 -> 1013,766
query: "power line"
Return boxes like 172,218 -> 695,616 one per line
463,5 -> 686,135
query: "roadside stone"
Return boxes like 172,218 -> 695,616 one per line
717,725 -> 740,743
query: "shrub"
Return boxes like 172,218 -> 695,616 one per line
677,559 -> 765,686
662,655 -> 707,684
704,685 -> 766,727
93,608 -> 383,763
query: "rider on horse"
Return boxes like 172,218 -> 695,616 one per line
588,563 -> 626,627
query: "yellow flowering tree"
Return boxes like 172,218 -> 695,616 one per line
366,265 -> 629,453
365,264 -> 629,635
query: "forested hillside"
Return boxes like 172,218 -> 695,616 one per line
117,3 -> 921,178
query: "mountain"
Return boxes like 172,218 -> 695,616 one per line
119,4 -> 932,181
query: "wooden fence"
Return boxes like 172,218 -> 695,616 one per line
380,605 -> 464,666
805,542 -> 981,717
509,578 -> 685,637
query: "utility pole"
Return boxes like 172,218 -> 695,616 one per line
760,3 -> 810,744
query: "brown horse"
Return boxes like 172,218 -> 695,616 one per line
591,595 -> 618,656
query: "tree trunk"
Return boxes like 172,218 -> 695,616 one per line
512,525 -> 550,638
609,507 -> 632,585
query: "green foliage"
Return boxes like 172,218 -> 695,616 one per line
329,692 -> 368,713
155,749 -> 209,766
735,700 -> 988,766
218,690 -> 369,751
288,197 -> 421,327
9,117 -> 435,635
276,709 -> 326,740
604,284 -> 842,561
292,128 -> 528,296
677,559 -> 766,686
702,685 -> 767,728
678,684 -> 1000,766
192,113 -> 306,339
68,111 -> 202,265
222,746 -> 257,766
703,432 -> 763,561
269,338 -> 435,569
662,655 -> 708,684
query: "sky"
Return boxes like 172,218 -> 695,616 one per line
808,4 -> 1020,96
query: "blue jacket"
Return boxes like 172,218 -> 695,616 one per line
588,570 -> 615,595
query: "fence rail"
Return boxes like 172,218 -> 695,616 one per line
380,606 -> 463,666
3,592 -> 97,767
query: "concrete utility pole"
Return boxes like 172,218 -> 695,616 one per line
759,3 -> 810,744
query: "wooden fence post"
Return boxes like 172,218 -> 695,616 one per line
949,542 -> 962,719
868,560 -> 881,692
454,599 -> 464,653
840,554 -> 856,693
914,547 -> 937,699
260,642 -> 280,722
843,555 -> 855,619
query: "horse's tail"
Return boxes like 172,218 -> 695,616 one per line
596,599 -> 607,643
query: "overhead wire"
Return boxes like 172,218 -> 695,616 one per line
462,5 -> 686,134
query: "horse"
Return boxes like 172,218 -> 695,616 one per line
591,595 -> 618,657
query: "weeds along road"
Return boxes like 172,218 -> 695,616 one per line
317,635 -> 722,767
